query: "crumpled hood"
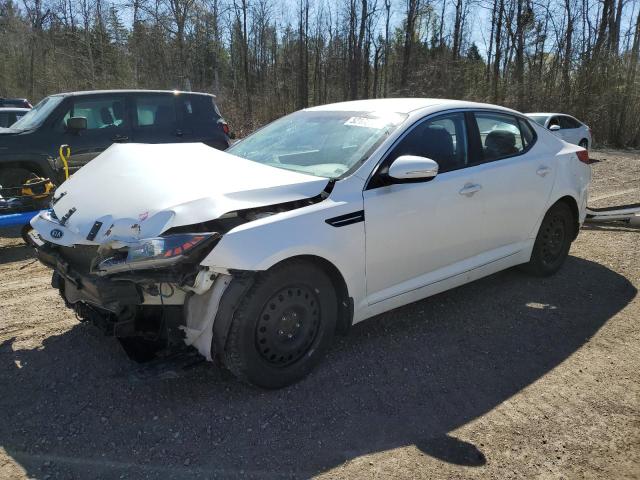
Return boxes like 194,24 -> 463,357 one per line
36,142 -> 328,245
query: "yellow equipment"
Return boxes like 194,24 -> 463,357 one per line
21,176 -> 55,200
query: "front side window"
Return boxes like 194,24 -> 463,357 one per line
58,96 -> 127,131
227,110 -> 407,179
386,112 -> 468,173
474,112 -> 528,162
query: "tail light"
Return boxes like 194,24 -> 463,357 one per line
576,149 -> 590,164
219,120 -> 230,136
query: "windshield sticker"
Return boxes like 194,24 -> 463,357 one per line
344,117 -> 389,129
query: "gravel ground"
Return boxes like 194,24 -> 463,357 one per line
0,149 -> 638,479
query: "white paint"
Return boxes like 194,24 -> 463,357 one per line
182,274 -> 231,360
37,142 -> 328,244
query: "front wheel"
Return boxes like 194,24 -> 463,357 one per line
221,260 -> 337,388
521,202 -> 575,277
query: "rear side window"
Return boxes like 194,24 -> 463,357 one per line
387,112 -> 468,173
179,95 -> 219,130
474,112 -> 530,162
560,116 -> 581,129
134,95 -> 176,129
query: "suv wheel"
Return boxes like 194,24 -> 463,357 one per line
0,167 -> 35,188
222,260 -> 337,388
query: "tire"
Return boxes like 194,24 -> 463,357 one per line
222,260 -> 337,388
521,202 -> 575,277
578,139 -> 589,150
0,167 -> 35,188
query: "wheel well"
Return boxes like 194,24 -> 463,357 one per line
272,255 -> 353,335
0,162 -> 46,180
555,195 -> 580,239
579,138 -> 589,147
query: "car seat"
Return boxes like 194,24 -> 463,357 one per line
100,107 -> 115,127
485,130 -> 519,159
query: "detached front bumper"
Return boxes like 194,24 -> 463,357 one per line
36,242 -> 142,313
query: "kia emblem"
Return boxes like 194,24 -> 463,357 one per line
50,229 -> 64,239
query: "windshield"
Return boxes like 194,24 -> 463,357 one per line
11,95 -> 64,130
227,110 -> 407,178
528,115 -> 548,126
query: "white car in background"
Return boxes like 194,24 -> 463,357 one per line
526,113 -> 592,150
31,99 -> 591,388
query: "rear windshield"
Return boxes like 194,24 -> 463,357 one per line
528,115 -> 548,126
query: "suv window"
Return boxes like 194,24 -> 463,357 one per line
387,112 -> 468,173
134,94 -> 177,130
58,96 -> 127,131
179,95 -> 219,130
474,112 -> 528,162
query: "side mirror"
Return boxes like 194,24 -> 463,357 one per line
67,116 -> 87,132
548,124 -> 560,131
388,155 -> 439,181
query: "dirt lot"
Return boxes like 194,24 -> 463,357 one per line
0,149 -> 638,479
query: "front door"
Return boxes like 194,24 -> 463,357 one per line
56,94 -> 131,173
363,112 -> 486,304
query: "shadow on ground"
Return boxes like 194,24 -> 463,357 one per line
0,256 -> 635,479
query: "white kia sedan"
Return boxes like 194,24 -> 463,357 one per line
31,99 -> 591,388
526,112 -> 593,150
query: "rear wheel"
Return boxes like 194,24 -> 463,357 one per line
222,260 -> 337,388
521,202 -> 575,276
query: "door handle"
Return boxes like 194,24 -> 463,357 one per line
536,166 -> 551,177
112,135 -> 129,143
459,183 -> 482,197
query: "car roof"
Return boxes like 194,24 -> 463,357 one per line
306,98 -> 519,115
48,89 -> 216,98
526,113 -> 568,117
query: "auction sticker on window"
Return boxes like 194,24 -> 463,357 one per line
344,116 -> 389,129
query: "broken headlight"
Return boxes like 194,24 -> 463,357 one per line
93,233 -> 217,275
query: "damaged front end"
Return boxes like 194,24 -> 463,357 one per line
33,194 -> 330,362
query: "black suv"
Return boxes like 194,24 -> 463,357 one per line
0,90 -> 231,187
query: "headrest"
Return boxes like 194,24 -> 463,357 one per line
485,130 -> 516,153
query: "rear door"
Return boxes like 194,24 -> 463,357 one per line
55,93 -> 131,172
131,93 -> 182,144
558,116 -> 581,145
470,112 -> 556,250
